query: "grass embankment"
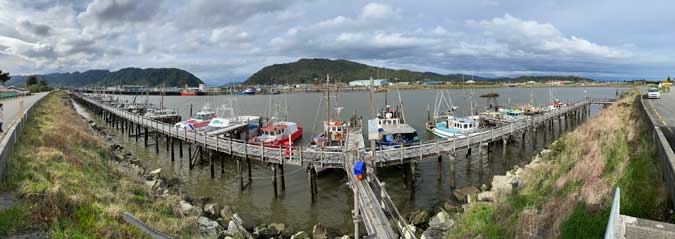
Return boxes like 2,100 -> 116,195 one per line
0,91 -> 197,238
448,90 -> 671,239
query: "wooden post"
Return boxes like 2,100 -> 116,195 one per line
280,163 -> 285,191
155,132 -> 159,154
171,137 -> 175,161
144,127 -> 148,147
210,151 -> 215,179
437,155 -> 442,183
449,153 -> 456,188
247,156 -> 252,183
409,162 -> 416,201
309,166 -> 316,204
237,158 -> 244,191
179,140 -> 183,158
272,165 -> 278,198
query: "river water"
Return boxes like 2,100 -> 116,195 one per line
90,87 -> 622,235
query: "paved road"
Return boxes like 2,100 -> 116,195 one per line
643,90 -> 675,148
0,92 -> 49,136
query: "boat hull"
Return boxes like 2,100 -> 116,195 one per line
248,126 -> 303,148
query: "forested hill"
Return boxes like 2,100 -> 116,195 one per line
8,67 -> 204,87
244,58 -> 486,85
494,75 -> 594,83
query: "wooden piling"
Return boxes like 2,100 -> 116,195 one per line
437,155 -> 442,183
279,163 -> 285,191
409,162 -> 416,201
170,138 -> 175,161
144,127 -> 148,147
210,151 -> 215,179
272,165 -> 278,198
179,140 -> 183,158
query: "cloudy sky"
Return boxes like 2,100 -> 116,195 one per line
0,0 -> 673,84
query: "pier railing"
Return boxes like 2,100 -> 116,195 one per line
77,94 -> 593,168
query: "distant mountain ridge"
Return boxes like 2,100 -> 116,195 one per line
8,67 -> 204,87
245,58 -> 487,85
244,58 -> 593,85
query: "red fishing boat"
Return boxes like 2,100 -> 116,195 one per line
248,122 -> 303,148
180,88 -> 198,96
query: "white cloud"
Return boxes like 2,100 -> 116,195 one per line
468,14 -> 627,59
360,3 -> 397,20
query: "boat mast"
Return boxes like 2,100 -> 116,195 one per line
326,74 -> 331,123
160,83 -> 165,109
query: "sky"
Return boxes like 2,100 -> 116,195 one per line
0,0 -> 674,84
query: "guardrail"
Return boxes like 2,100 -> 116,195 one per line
604,187 -> 621,239
639,97 -> 675,210
0,93 -> 49,180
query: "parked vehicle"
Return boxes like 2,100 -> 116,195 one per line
647,88 -> 661,99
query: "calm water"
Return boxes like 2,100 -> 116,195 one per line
90,87 -> 622,234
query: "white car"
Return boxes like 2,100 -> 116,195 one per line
647,88 -> 661,99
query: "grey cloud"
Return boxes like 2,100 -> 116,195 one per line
78,0 -> 162,24
17,20 -> 52,36
178,0 -> 301,28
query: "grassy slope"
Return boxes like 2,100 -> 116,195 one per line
0,92 -> 197,238
448,91 -> 671,239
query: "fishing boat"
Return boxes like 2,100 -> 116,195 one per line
174,104 -> 216,130
307,75 -> 361,152
547,99 -> 564,111
248,93 -> 303,148
429,115 -> 481,139
203,99 -> 262,140
145,109 -> 181,123
427,90 -> 482,138
180,88 -> 198,96
372,105 -> 419,148
205,115 -> 261,139
247,121 -> 303,148
240,87 -> 256,95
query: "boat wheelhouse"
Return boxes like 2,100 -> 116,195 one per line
429,115 -> 481,139
499,108 -> 524,121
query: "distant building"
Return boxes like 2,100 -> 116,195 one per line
526,81 -> 537,84
422,81 -> 444,86
121,85 -> 145,93
349,79 -> 389,87
395,82 -> 410,85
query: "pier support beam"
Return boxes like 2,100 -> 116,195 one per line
410,162 -> 416,201
144,127 -> 148,147
179,140 -> 183,158
309,166 -> 317,204
155,133 -> 159,154
436,155 -> 443,183
237,158 -> 244,191
272,165 -> 278,198
279,164 -> 285,191
171,138 -> 175,162
449,154 -> 456,188
210,151 -> 215,179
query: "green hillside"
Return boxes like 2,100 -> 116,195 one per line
244,58 -> 485,85
8,67 -> 203,87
